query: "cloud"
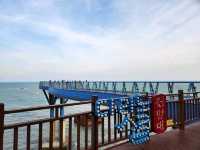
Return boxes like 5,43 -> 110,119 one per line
0,0 -> 200,81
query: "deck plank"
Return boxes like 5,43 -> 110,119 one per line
108,122 -> 200,150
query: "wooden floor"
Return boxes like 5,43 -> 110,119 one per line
108,122 -> 200,150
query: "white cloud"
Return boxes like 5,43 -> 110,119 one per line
0,0 -> 200,81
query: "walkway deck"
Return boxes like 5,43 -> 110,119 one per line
108,122 -> 200,150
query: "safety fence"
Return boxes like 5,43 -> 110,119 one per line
0,91 -> 200,150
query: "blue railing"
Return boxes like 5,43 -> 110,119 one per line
39,80 -> 200,95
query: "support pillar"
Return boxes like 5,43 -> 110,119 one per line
49,94 -> 55,118
59,98 -> 67,144
49,94 -> 57,143
60,98 -> 64,117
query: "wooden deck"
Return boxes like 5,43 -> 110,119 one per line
108,122 -> 200,150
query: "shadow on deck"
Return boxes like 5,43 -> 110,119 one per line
108,122 -> 200,150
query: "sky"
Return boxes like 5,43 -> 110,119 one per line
0,0 -> 200,81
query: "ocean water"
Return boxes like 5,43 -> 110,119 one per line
0,82 -> 47,109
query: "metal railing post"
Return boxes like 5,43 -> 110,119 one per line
178,90 -> 185,130
91,96 -> 98,150
0,103 -> 5,150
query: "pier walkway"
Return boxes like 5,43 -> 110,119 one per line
109,122 -> 200,150
39,81 -> 200,99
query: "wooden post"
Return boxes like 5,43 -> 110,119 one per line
49,94 -> 55,118
0,103 -> 4,150
91,96 -> 98,150
178,90 -> 185,130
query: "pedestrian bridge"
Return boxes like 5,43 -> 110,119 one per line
39,80 -> 200,102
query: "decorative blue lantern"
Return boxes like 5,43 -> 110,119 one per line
129,94 -> 150,144
95,94 -> 151,144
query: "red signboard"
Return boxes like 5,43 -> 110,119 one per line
151,94 -> 167,134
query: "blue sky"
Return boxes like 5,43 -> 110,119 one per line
0,0 -> 200,81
